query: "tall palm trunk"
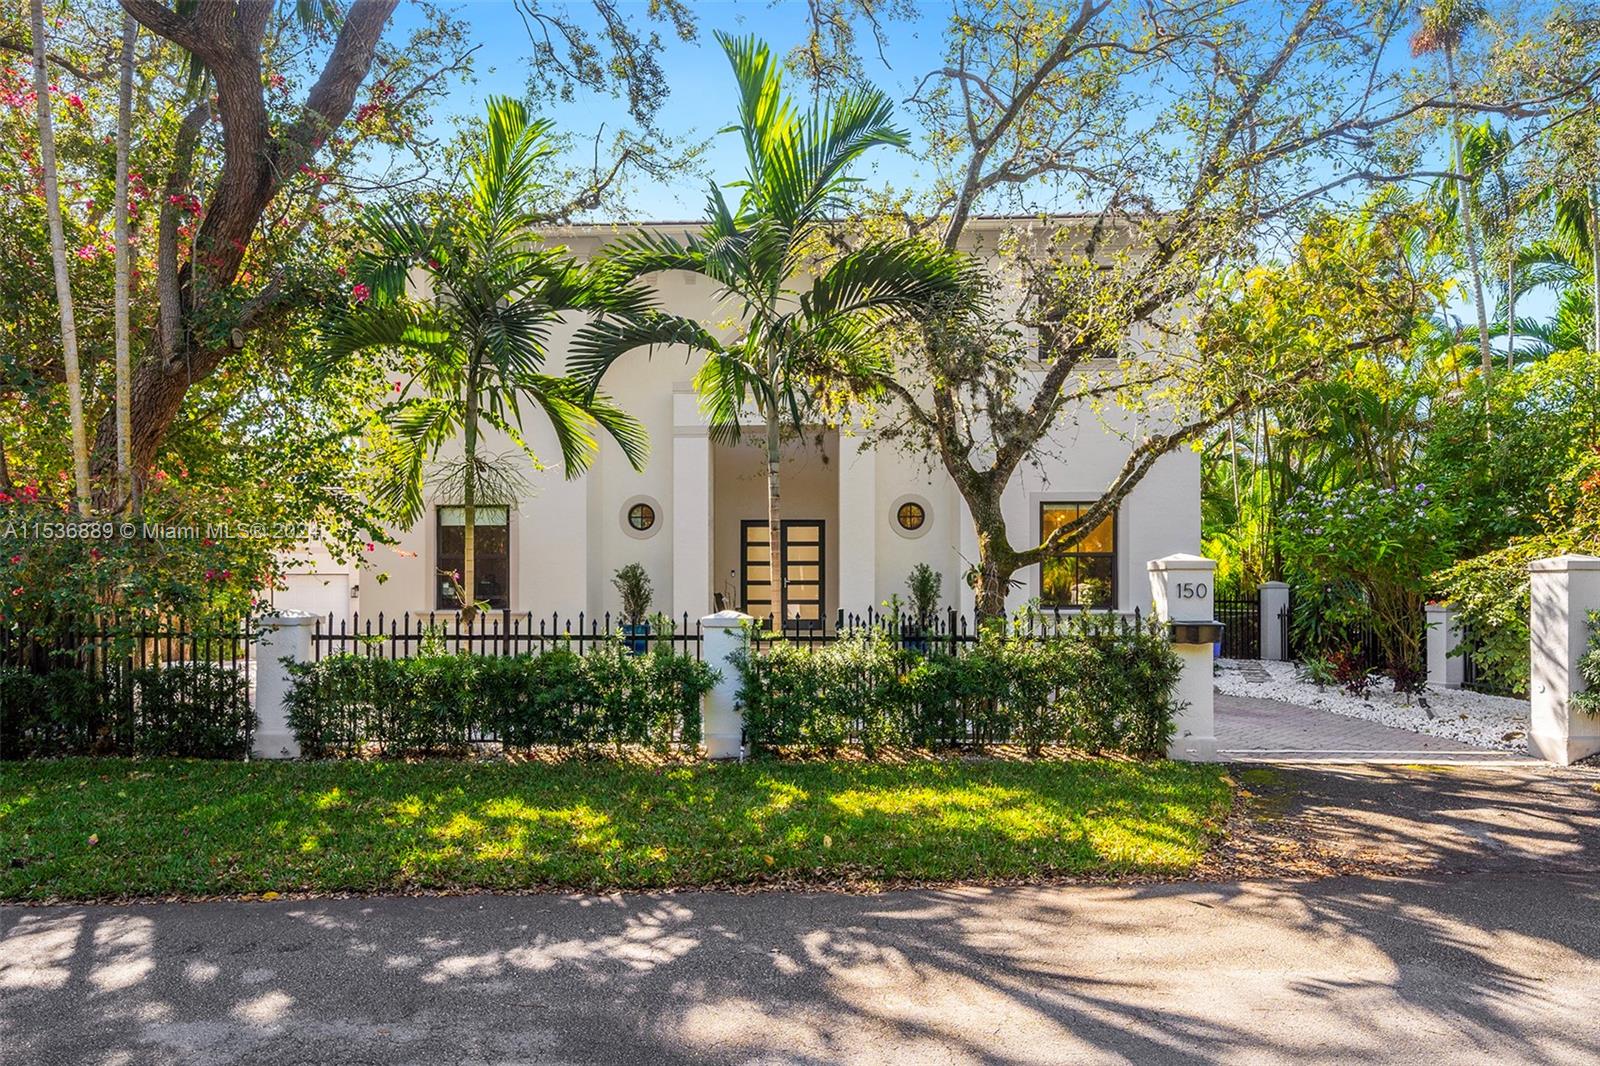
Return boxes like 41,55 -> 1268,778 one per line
29,0 -> 91,516
461,378 -> 479,625
114,13 -> 137,513
1504,250 -> 1516,371
1445,48 -> 1492,387
764,405 -> 784,629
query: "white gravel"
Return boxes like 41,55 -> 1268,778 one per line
1215,658 -> 1530,752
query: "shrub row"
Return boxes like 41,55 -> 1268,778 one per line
285,643 -> 718,757
736,624 -> 1183,757
0,663 -> 255,759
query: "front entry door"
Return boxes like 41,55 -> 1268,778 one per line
741,520 -> 825,630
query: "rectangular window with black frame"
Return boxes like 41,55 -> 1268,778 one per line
1039,503 -> 1116,610
436,505 -> 510,610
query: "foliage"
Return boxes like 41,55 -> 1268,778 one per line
1277,481 -> 1452,671
0,757 -> 1230,900
611,563 -> 654,625
571,33 -> 973,621
0,661 -> 252,760
285,643 -> 715,757
1297,653 -> 1336,689
326,97 -> 649,619
1329,649 -> 1375,699
1574,613 -> 1600,718
735,619 -> 1182,758
904,563 -> 942,627
1435,442 -> 1600,695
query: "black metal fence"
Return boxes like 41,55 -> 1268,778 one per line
0,616 -> 255,757
745,606 -> 1147,656
1214,592 -> 1261,658
312,610 -> 704,660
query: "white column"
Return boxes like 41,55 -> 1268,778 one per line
1528,555 -> 1600,766
253,611 -> 316,759
837,434 -> 877,616
1259,581 -> 1291,661
1148,554 -> 1219,762
672,389 -> 713,620
701,610 -> 752,759
1425,602 -> 1465,689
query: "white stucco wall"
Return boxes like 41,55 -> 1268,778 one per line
339,217 -> 1202,625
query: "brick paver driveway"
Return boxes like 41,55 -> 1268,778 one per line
1216,691 -> 1539,764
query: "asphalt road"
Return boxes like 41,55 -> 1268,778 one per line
5,869 -> 1600,1065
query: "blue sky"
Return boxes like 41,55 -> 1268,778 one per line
389,0 -> 947,217
384,1 -> 1561,324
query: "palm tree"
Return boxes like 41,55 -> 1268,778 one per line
571,34 -> 974,626
324,98 -> 648,623
1413,0 -> 1492,385
28,0 -> 91,515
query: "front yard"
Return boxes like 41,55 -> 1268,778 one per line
0,757 -> 1229,901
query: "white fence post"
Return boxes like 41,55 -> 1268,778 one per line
1148,554 -> 1219,762
252,610 -> 316,759
1259,581 -> 1290,661
700,610 -> 752,759
1425,602 -> 1465,689
1528,555 -> 1600,766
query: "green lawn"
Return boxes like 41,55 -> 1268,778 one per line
0,758 -> 1231,901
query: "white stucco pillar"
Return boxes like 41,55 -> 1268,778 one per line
1528,555 -> 1600,766
701,610 -> 752,759
1259,581 -> 1291,661
252,611 -> 316,759
837,434 -> 877,616
1425,602 -> 1465,690
1148,554 -> 1219,762
672,389 -> 713,620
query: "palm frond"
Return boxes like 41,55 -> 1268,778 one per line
802,240 -> 980,322
567,311 -> 725,391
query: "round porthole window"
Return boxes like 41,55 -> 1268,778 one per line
620,496 -> 662,539
890,494 -> 932,539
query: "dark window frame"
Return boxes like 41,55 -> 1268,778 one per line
435,505 -> 511,610
1038,502 -> 1117,610
628,502 -> 656,531
896,500 -> 926,531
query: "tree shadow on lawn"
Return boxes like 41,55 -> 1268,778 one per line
5,871 -> 1600,1064
1,759 -> 1228,898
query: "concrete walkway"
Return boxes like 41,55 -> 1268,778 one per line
1215,691 -> 1540,764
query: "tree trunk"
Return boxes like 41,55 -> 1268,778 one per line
29,0 -> 91,516
1504,244 -> 1515,372
114,13 -> 137,512
764,403 -> 784,630
460,380 -> 479,626
1591,181 -> 1600,354
1445,48 -> 1493,387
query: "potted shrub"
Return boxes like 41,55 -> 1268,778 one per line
905,563 -> 942,653
613,563 -> 654,653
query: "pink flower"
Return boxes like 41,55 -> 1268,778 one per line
66,93 -> 84,111
393,380 -> 402,392
351,283 -> 370,303
10,587 -> 21,597
205,569 -> 215,580
8,555 -> 19,564
365,542 -> 375,552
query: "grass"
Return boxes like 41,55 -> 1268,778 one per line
0,757 -> 1231,901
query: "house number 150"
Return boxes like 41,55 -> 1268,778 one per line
1175,582 -> 1209,599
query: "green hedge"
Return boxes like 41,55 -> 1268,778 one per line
285,643 -> 718,757
736,623 -> 1183,757
0,662 -> 254,759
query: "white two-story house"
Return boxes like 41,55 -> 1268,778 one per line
274,215 -> 1200,628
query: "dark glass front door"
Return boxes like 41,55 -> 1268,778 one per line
741,519 -> 825,630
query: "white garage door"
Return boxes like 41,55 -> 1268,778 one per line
275,573 -> 351,623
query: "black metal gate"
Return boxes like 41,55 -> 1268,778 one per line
1215,591 -> 1261,658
